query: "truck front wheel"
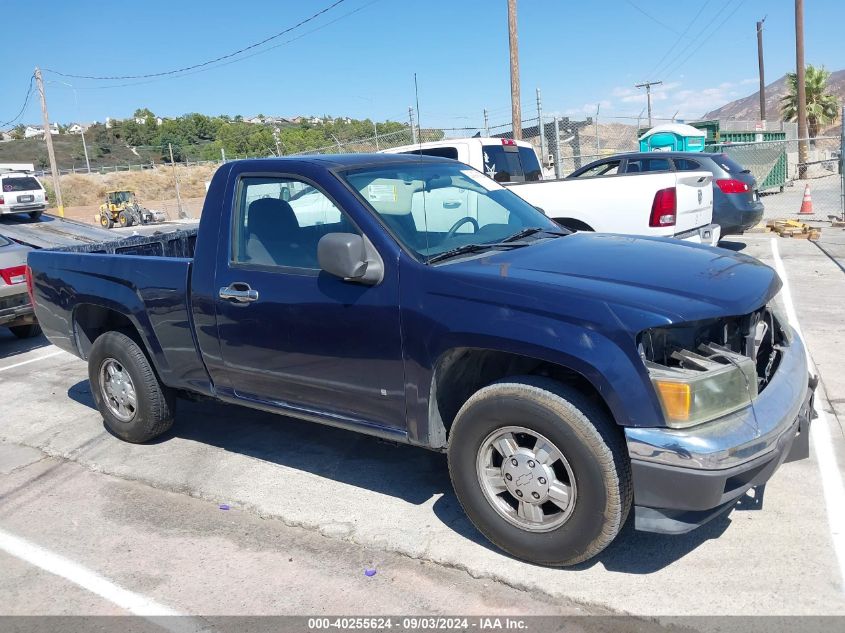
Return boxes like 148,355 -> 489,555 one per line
88,331 -> 175,443
447,377 -> 632,566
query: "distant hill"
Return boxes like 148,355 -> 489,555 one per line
0,134 -> 151,172
704,69 -> 845,128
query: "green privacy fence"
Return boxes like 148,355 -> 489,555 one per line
706,136 -> 789,193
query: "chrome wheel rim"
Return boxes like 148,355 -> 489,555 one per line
476,426 -> 577,533
99,358 -> 137,423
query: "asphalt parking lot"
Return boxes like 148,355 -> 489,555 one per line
1,232 -> 844,619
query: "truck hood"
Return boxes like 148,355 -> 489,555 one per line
446,233 -> 781,324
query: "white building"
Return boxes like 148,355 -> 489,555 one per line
24,124 -> 59,137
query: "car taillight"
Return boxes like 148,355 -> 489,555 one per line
649,187 -> 677,227
716,179 -> 750,194
502,139 -> 517,146
0,195 -> 4,204
1,264 -> 27,285
25,265 -> 35,303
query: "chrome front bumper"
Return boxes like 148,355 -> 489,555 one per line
625,325 -> 809,471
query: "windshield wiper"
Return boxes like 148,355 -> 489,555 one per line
501,227 -> 567,243
427,241 -> 528,264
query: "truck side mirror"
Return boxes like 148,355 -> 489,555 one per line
318,233 -> 383,285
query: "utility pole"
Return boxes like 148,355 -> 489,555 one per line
483,109 -> 490,137
56,80 -> 91,173
795,0 -> 809,179
635,80 -> 662,128
595,103 -> 601,152
272,127 -> 282,156
536,88 -> 545,170
373,121 -> 379,151
409,107 -> 418,145
80,128 -> 91,174
169,143 -> 187,219
757,17 -> 767,121
507,0 -> 522,140
34,67 -> 63,217
552,116 -> 562,179
840,105 -> 844,218
221,147 -> 226,163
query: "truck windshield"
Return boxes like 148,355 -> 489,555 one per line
341,161 -> 559,262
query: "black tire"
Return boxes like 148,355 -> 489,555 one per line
28,211 -> 43,221
88,331 -> 175,443
118,211 -> 130,227
100,214 -> 113,229
447,376 -> 632,567
9,323 -> 41,339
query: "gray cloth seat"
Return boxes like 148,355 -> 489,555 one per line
245,198 -> 312,267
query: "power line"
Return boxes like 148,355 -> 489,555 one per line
67,0 -> 379,91
44,0 -> 347,80
661,0 -> 748,80
645,1 -> 712,79
0,75 -> 36,128
623,0 -> 675,32
650,0 -> 733,79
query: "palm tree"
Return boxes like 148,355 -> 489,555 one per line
781,65 -> 840,137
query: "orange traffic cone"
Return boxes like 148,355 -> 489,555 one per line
799,184 -> 814,215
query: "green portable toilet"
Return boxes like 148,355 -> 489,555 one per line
639,124 -> 707,152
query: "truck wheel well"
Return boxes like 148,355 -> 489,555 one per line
74,304 -> 144,360
428,348 -> 614,449
553,218 -> 594,232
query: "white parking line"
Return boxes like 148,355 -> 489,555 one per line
0,350 -> 65,373
770,237 -> 845,592
0,527 -> 207,632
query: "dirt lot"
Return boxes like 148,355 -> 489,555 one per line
56,196 -> 205,225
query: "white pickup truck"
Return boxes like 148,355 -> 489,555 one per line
383,137 -> 720,245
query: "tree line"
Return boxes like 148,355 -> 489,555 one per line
84,109 -> 429,163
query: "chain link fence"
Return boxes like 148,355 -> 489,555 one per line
714,135 -> 843,220
290,127 -> 478,156
30,103 -> 843,226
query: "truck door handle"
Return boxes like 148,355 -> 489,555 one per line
219,283 -> 259,303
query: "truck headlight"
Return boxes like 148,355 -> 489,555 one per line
647,348 -> 758,428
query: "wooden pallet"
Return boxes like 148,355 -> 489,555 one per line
766,219 -> 822,241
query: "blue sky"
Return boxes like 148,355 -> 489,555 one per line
4,0 -> 844,129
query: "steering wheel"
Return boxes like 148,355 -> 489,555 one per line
444,216 -> 480,241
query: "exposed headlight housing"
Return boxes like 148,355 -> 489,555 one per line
647,346 -> 758,428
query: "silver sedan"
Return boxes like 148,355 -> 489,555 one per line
0,234 -> 40,338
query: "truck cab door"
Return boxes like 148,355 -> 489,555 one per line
212,175 -> 406,434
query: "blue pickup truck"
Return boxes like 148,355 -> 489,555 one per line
28,154 -> 814,566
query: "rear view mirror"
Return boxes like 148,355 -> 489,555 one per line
318,233 -> 383,285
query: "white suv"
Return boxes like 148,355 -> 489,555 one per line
0,171 -> 47,220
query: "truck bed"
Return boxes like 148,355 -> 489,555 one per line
27,226 -> 208,395
0,214 -> 116,249
47,227 -> 198,257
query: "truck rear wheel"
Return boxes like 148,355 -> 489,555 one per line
447,376 -> 632,566
88,331 -> 174,443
